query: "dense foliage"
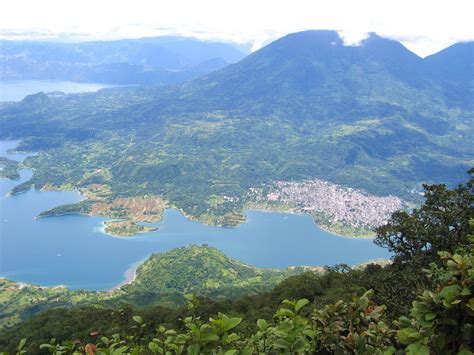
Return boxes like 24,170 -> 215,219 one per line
375,168 -> 474,261
2,246 -> 472,354
121,246 -> 305,302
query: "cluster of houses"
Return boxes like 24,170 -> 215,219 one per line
249,179 -> 404,229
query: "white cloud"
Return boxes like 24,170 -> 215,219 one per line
1,0 -> 473,56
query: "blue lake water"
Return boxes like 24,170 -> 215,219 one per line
0,140 -> 35,161
0,80 -> 116,102
0,140 -> 390,291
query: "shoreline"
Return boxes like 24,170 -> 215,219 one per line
3,165 -> 376,241
245,207 -> 375,239
96,220 -> 159,239
109,259 -> 145,291
2,251 -> 392,294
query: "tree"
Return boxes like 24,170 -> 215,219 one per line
375,169 -> 473,261
397,242 -> 474,354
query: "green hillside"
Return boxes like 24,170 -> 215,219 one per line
0,246 -> 306,330
122,246 -> 305,300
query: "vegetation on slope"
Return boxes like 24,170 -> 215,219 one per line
6,247 -> 474,354
120,246 -> 306,303
103,220 -> 158,237
0,246 -> 308,330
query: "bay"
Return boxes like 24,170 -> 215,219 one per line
0,140 -> 389,291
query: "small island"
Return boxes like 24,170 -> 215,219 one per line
38,185 -> 167,237
103,220 -> 158,237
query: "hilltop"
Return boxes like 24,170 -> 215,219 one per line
0,246 -> 307,329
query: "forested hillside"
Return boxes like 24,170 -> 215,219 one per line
0,246 -> 307,330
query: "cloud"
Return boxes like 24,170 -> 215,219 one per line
0,0 -> 473,56
337,31 -> 371,47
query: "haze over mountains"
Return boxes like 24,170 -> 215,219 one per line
0,30 -> 472,225
0,36 -> 249,85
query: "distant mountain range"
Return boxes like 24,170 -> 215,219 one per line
0,30 -> 472,227
0,36 -> 249,85
174,30 -> 473,113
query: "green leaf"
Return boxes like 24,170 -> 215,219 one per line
406,342 -> 430,355
467,298 -> 474,311
292,338 -> 308,352
295,299 -> 310,313
148,341 -> 162,353
224,333 -> 240,344
439,285 -> 461,303
273,338 -> 291,350
200,332 -> 220,342
383,347 -> 396,355
132,315 -> 143,324
452,254 -> 464,265
257,319 -> 268,331
18,338 -> 27,351
397,328 -> 422,344
425,313 -> 437,321
275,308 -> 294,318
282,299 -> 295,307
184,294 -> 195,301
461,287 -> 471,296
187,344 -> 200,355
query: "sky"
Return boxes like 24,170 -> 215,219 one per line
1,0 -> 473,57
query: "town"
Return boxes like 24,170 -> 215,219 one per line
248,179 -> 405,230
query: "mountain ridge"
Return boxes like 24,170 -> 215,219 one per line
0,30 -> 472,231
0,36 -> 249,85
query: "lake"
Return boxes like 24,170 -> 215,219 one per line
0,140 -> 389,291
0,80 -> 116,102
